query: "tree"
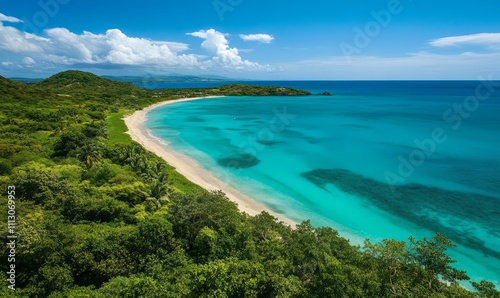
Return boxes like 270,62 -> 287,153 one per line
67,224 -> 137,287
61,195 -> 132,223
472,280 -> 500,298
307,258 -> 381,298
99,181 -> 149,205
145,195 -> 170,213
0,158 -> 12,175
408,233 -> 469,290
53,127 -> 86,157
193,226 -> 220,262
364,238 -> 411,295
171,259 -> 273,298
286,221 -> 326,281
98,276 -> 162,298
149,179 -> 170,200
29,263 -> 74,297
12,162 -> 70,207
249,212 -> 292,261
77,140 -> 103,169
136,216 -> 175,255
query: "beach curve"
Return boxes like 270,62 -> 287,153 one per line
124,96 -> 297,227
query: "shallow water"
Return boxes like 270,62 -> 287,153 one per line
146,81 -> 500,284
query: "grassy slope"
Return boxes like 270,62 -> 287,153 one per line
106,109 -> 206,196
105,111 -> 132,145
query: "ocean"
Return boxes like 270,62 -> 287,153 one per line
143,81 -> 500,284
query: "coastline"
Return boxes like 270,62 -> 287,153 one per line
123,96 -> 297,227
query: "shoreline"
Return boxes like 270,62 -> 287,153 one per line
123,96 -> 298,227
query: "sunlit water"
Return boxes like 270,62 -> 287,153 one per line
145,81 -> 500,284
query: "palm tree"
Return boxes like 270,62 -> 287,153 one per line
119,143 -> 141,163
149,179 -> 170,199
145,196 -> 170,212
129,155 -> 148,173
143,162 -> 168,182
77,141 -> 102,169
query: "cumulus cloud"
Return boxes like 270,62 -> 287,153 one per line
22,57 -> 36,65
430,33 -> 500,49
0,13 -> 270,73
239,34 -> 274,44
0,13 -> 22,23
0,16 -> 45,53
0,19 -> 198,67
187,29 -> 268,69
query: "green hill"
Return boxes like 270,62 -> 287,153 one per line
0,75 -> 30,96
35,70 -> 133,89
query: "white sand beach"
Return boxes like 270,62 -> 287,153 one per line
124,96 -> 297,227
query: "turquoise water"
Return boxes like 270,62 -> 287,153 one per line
145,81 -> 500,284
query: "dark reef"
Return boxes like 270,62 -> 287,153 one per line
217,153 -> 260,169
301,168 -> 500,259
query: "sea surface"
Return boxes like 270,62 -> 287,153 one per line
144,81 -> 500,285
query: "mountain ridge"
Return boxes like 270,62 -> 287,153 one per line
35,70 -> 135,89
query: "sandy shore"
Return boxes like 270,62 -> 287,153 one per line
123,96 -> 297,227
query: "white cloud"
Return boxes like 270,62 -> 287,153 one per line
36,27 -> 199,67
0,13 -> 270,73
0,23 -> 200,68
239,34 -> 274,44
188,29 -> 268,70
22,57 -> 36,65
240,34 -> 274,44
0,13 -> 22,23
430,33 -> 500,49
156,41 -> 190,52
0,16 -> 44,53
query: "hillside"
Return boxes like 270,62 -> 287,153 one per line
0,75 -> 30,98
102,74 -> 228,83
0,71 -> 497,297
35,70 -> 135,89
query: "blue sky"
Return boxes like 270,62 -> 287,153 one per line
1,0 -> 499,79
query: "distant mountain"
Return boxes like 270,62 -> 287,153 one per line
4,71 -> 309,99
35,70 -> 136,90
9,73 -> 243,86
102,74 -> 234,84
8,77 -> 43,85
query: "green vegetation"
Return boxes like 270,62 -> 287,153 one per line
0,70 -> 498,297
105,112 -> 133,145
214,84 -> 311,96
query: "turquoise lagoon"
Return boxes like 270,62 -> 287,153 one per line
145,81 -> 500,284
